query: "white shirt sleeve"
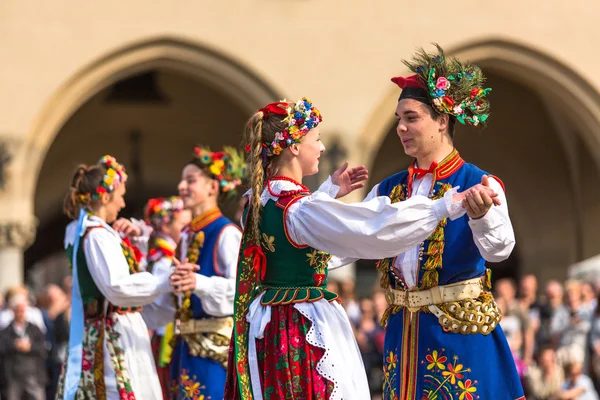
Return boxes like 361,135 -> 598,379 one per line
468,178 -> 516,262
287,189 -> 464,259
84,228 -> 171,308
328,183 -> 384,269
128,218 -> 152,257
192,225 -> 241,317
141,256 -> 177,330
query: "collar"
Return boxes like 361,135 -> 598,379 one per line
64,214 -> 119,249
408,149 -> 464,181
190,208 -> 222,231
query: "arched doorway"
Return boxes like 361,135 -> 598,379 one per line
17,37 -> 282,287
353,39 -> 600,290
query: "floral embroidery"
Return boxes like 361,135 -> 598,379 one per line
171,368 -> 209,400
177,230 -> 206,323
421,348 -> 478,400
255,306 -> 333,399
383,349 -> 399,400
261,233 -> 276,252
419,182 -> 452,290
228,224 -> 258,399
306,249 -> 332,287
306,249 -> 332,274
186,231 -> 205,265
425,349 -> 447,371
56,315 -> 136,400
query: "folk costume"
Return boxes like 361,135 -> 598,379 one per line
58,156 -> 168,400
225,98 -> 469,400
169,147 -> 245,400
376,46 -> 524,400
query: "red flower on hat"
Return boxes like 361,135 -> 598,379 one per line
443,96 -> 454,106
470,88 -> 480,99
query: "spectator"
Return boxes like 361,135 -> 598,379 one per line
581,282 -> 597,318
0,286 -> 46,333
538,281 -> 567,347
496,278 -> 530,358
498,297 -> 527,377
527,346 -> 565,399
556,361 -> 599,400
551,280 -> 591,366
39,284 -> 69,400
0,294 -> 47,400
519,274 -> 541,364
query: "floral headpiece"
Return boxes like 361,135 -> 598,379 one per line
250,97 -> 322,157
191,146 -> 247,193
144,196 -> 184,228
392,44 -> 491,127
77,155 -> 128,204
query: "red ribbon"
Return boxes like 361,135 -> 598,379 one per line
258,102 -> 288,119
243,244 -> 267,281
412,161 -> 438,180
122,237 -> 144,263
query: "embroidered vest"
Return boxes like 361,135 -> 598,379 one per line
377,150 -> 498,293
185,210 -> 237,319
256,194 -> 339,305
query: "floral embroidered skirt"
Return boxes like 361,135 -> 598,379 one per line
56,312 -> 163,400
383,309 -> 525,400
226,294 -> 370,400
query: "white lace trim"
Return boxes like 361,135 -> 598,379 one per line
293,303 -> 342,400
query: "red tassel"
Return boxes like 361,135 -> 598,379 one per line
243,244 -> 267,281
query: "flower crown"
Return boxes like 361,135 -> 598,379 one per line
77,155 -> 128,204
192,146 -> 247,193
393,44 -> 491,127
144,196 -> 184,228
258,97 -> 323,157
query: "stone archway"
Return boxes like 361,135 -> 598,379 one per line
353,39 -> 600,285
2,36 -> 282,292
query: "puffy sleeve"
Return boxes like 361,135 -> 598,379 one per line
84,228 -> 171,307
286,189 -> 464,259
468,177 -> 516,262
192,225 -> 241,317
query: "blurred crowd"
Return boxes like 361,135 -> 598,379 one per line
1,273 -> 599,399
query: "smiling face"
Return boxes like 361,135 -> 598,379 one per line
95,182 -> 126,224
177,164 -> 219,210
395,99 -> 449,160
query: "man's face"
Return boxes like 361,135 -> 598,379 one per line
395,99 -> 447,160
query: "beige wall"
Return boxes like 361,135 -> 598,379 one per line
2,0 -> 600,291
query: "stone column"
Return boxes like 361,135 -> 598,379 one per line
0,220 -> 37,295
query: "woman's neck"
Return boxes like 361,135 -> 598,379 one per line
272,164 -> 303,184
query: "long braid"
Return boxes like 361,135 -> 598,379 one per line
243,104 -> 290,242
247,112 -> 266,242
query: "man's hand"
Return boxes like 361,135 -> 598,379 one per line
170,258 -> 199,293
452,176 -> 501,219
331,161 -> 369,198
112,218 -> 142,237
15,338 -> 31,352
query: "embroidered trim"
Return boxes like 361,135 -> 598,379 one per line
283,195 -> 309,249
190,208 -> 223,231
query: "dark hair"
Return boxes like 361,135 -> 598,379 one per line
425,104 -> 456,138
63,164 -> 106,220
